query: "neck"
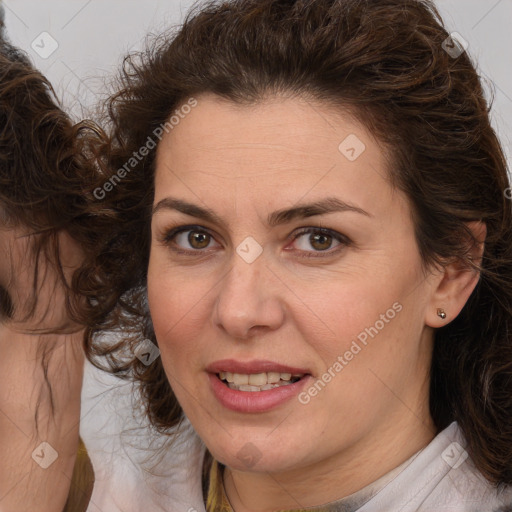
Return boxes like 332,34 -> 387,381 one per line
223,410 -> 436,512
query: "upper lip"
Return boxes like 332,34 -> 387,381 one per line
206,359 -> 310,375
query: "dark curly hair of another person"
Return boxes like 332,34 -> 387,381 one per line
0,33 -> 99,324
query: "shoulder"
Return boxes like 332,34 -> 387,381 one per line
363,422 -> 512,512
431,466 -> 512,510
427,457 -> 512,511
425,422 -> 512,511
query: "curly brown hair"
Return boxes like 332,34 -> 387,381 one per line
0,36 -> 99,326
81,0 -> 512,485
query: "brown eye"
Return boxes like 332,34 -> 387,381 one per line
188,231 -> 210,249
163,226 -> 221,253
292,228 -> 347,254
309,233 -> 332,251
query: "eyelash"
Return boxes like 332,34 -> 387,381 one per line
161,224 -> 351,258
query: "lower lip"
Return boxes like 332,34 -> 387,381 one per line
208,373 -> 310,413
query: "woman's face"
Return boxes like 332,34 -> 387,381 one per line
148,94 -> 440,477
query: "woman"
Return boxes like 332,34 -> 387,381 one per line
84,0 -> 512,510
0,21 -> 95,511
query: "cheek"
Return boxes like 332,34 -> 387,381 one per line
147,263 -> 211,363
292,267 -> 403,346
292,257 -> 425,395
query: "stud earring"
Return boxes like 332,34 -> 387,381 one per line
437,308 -> 447,319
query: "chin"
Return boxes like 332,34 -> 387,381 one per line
204,432 -> 308,474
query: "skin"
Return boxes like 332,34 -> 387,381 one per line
148,93 -> 484,511
0,225 -> 84,512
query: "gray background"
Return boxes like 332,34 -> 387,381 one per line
2,0 -> 511,169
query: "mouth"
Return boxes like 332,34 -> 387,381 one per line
206,360 -> 311,412
217,371 -> 305,392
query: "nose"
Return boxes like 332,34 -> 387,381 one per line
213,255 -> 285,340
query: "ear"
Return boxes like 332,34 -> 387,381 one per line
425,221 -> 486,328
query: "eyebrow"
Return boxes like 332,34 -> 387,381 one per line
152,196 -> 372,226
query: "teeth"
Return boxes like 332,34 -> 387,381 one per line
219,371 -> 304,391
233,373 -> 249,385
238,385 -> 261,392
248,373 -> 267,386
267,372 -> 281,384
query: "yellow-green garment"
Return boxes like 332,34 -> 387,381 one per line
206,459 -> 234,512
63,437 -> 95,512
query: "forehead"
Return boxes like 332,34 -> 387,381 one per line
153,94 -> 396,214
